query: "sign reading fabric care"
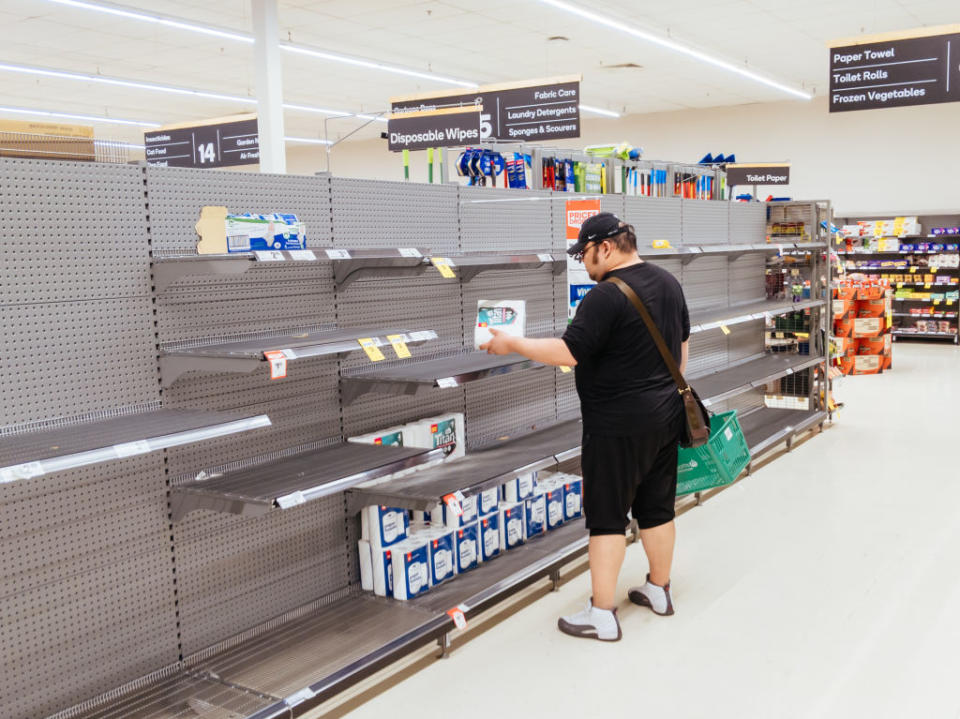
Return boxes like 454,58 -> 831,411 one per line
726,163 -> 791,186
387,108 -> 481,152
829,26 -> 960,112
144,115 -> 259,168
390,75 -> 581,142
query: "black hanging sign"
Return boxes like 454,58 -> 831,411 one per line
726,163 -> 791,186
144,115 -> 259,168
386,107 -> 482,152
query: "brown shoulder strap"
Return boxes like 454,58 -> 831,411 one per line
606,275 -> 689,393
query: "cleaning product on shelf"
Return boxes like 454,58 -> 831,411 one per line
479,513 -> 501,562
391,538 -> 430,600
499,502 -> 526,550
358,540 -> 394,597
454,523 -> 480,573
362,505 -> 409,549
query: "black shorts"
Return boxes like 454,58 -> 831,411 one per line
581,415 -> 683,534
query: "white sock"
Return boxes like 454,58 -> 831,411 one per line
639,581 -> 669,614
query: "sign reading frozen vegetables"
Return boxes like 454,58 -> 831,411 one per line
144,115 -> 259,168
829,26 -> 960,112
390,75 -> 582,143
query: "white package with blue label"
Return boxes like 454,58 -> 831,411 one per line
362,505 -> 409,549
478,486 -> 499,515
455,523 -> 480,573
400,413 -> 465,460
525,494 -> 547,539
544,487 -> 565,530
416,526 -> 456,586
442,492 -> 478,528
358,540 -> 394,597
499,503 -> 526,551
391,539 -> 430,600
562,476 -> 584,520
479,513 -> 501,562
503,471 -> 536,503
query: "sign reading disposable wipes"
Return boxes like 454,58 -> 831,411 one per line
829,27 -> 960,112
475,300 -> 526,349
387,108 -> 481,152
726,163 -> 791,186
145,115 -> 259,168
391,75 -> 581,142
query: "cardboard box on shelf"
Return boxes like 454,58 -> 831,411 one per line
852,354 -> 883,375
853,317 -> 884,338
855,298 -> 890,318
856,334 -> 892,355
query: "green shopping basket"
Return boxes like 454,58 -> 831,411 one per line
676,411 -> 751,495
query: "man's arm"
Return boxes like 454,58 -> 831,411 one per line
480,328 -> 577,367
680,340 -> 689,376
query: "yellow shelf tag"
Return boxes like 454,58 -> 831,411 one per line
560,365 -> 572,373
910,266 -> 918,273
431,257 -> 456,279
386,334 -> 411,359
720,324 -> 731,335
925,283 -> 931,289
357,338 -> 385,362
652,239 -> 672,249
934,300 -> 941,306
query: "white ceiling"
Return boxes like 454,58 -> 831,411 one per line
0,0 -> 956,145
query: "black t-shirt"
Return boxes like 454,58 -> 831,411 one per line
561,262 -> 690,436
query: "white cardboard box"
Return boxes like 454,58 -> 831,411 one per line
499,503 -> 526,550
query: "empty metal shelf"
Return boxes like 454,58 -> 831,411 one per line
332,248 -> 430,287
153,250 -> 329,292
442,252 -> 565,282
0,409 -> 271,483
740,406 -> 827,456
171,443 -> 446,521
340,351 -> 545,405
690,353 -> 825,406
346,420 -> 582,512
689,298 -> 824,334
160,327 -> 438,386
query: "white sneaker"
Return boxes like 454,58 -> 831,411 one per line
557,599 -> 622,641
627,573 -> 674,616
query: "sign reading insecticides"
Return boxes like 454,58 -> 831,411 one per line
829,26 -> 960,112
725,163 -> 791,186
144,115 -> 259,168
387,107 -> 481,152
390,75 -> 581,144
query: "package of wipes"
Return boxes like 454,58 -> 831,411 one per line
499,503 -> 526,550
362,505 -> 409,549
479,513 -> 501,562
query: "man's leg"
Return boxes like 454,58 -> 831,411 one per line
589,533 -> 626,610
638,519 -> 674,587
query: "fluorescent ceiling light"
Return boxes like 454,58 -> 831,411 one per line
535,0 -> 812,100
579,104 -> 620,118
0,104 -> 159,127
284,136 -> 333,145
42,0 -> 474,88
283,103 -> 388,123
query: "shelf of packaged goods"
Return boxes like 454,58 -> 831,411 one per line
892,282 -> 959,288
0,409 -> 271,484
439,252 -> 565,282
152,250 -> 333,292
848,267 -> 959,273
892,312 -> 958,319
688,299 -> 824,335
171,443 -> 447,521
68,520 -> 589,719
159,328 -> 438,387
892,298 -> 957,306
345,420 -> 582,513
739,407 -> 827,458
892,330 -> 959,340
837,249 -> 959,256
689,353 -> 825,407
340,350 -> 546,405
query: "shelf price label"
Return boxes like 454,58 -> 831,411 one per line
287,250 -> 317,261
357,338 -> 386,362
720,324 -> 731,335
560,365 -> 572,373
253,250 -> 285,262
447,604 -> 469,631
437,377 -> 458,388
652,239 -> 672,249
431,257 -> 457,279
277,491 -> 307,509
325,249 -> 352,260
264,350 -> 290,379
114,440 -> 151,458
398,248 -> 422,258
910,267 -> 918,273
386,334 -> 412,359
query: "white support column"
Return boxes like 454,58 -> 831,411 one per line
251,0 -> 286,173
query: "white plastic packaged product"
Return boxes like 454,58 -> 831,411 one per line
525,494 -> 546,538
479,513 -> 501,562
544,487 -> 565,530
400,413 -> 466,459
358,540 -> 394,597
503,471 -> 536,503
499,503 -> 526,550
562,476 -> 584,521
347,425 -> 405,447
362,505 -> 409,549
420,526 -> 456,586
391,539 -> 430,600
454,523 -> 480,573
477,485 -> 499,515
442,492 -> 478,528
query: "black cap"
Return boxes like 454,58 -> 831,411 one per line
567,212 -> 624,256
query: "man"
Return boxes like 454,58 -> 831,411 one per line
480,212 -> 689,642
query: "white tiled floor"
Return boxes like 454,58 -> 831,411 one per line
330,343 -> 960,719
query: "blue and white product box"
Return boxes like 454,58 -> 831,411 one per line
391,540 -> 430,600
362,505 -> 409,549
544,487 -> 565,530
454,523 -> 480,573
400,413 -> 466,460
442,492 -> 478,528
348,425 -> 405,447
503,471 -> 536,503
479,513 -> 501,562
499,503 -> 526,551
562,477 -> 584,520
423,528 -> 456,586
225,212 -> 306,252
524,494 -> 546,539
358,540 -> 394,597
412,502 -> 441,525
478,485 -> 500,516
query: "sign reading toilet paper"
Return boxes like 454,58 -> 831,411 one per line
475,299 -> 526,349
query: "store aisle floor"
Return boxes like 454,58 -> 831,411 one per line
332,343 -> 960,719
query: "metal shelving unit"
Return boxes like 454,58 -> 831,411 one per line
689,298 -> 824,334
159,327 -> 439,386
152,250 -> 328,292
690,354 -> 824,407
739,406 -> 827,458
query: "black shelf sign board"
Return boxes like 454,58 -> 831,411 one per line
829,30 -> 960,112
144,117 -> 260,168
726,164 -> 790,186
387,108 -> 481,152
391,75 -> 581,142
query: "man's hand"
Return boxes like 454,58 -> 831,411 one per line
479,328 -> 515,355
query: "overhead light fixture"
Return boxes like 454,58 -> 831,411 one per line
283,103 -> 388,124
580,104 -> 620,118
0,104 -> 159,127
42,0 -> 475,88
284,136 -> 333,145
535,0 -> 812,100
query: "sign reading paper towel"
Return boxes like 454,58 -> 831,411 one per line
475,299 -> 526,349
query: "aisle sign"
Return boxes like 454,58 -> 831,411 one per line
726,163 -> 791,186
391,75 -> 582,143
387,108 -> 481,152
144,115 -> 259,168
829,26 -> 960,112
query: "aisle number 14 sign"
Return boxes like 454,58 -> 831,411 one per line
144,114 -> 260,168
